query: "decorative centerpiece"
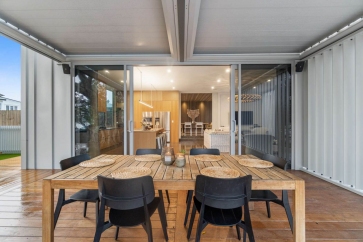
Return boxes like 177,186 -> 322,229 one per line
175,151 -> 186,167
161,147 -> 175,165
141,118 -> 152,131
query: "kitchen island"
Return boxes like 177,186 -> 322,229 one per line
133,128 -> 164,153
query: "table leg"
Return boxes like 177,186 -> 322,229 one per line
42,179 -> 54,242
293,180 -> 305,242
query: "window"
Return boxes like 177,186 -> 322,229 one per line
106,90 -> 114,127
14,106 -> 17,110
10,106 -> 13,110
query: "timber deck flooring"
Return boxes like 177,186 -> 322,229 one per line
0,163 -> 363,241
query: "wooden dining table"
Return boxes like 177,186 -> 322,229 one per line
42,154 -> 305,242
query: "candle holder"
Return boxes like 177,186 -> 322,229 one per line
161,147 -> 175,166
175,153 -> 186,167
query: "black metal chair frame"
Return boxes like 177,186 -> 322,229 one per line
94,175 -> 168,242
250,153 -> 293,232
54,154 -> 100,228
136,149 -> 170,204
184,148 -> 220,226
187,175 -> 255,242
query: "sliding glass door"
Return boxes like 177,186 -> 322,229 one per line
73,65 -> 126,157
235,64 -> 292,161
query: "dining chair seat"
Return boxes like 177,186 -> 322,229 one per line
69,189 -> 99,203
192,197 -> 242,225
109,198 -> 160,227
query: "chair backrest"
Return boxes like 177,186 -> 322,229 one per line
263,153 -> 287,170
190,148 -> 220,155
194,175 -> 252,209
185,122 -> 192,128
97,175 -> 155,210
196,122 -> 203,126
60,154 -> 90,171
136,149 -> 162,155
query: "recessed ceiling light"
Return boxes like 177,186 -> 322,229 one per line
105,70 -> 109,73
121,80 -> 124,83
225,68 -> 230,73
217,79 -> 221,82
267,79 -> 271,82
253,86 -> 256,89
170,79 -> 174,82
172,87 -> 175,89
211,86 -> 215,89
167,69 -> 171,73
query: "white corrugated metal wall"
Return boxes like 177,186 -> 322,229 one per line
302,30 -> 363,195
21,47 -> 72,169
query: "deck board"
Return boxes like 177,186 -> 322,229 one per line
0,160 -> 363,241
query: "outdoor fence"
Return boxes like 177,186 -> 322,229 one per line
0,111 -> 21,126
0,126 -> 21,153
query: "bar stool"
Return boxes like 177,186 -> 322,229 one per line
184,122 -> 192,136
156,136 -> 162,149
195,122 -> 203,136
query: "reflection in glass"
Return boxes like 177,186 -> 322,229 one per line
239,64 -> 291,162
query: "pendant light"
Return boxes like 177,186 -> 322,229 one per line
139,70 -> 153,108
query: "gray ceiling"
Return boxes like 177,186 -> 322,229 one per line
0,0 -> 362,56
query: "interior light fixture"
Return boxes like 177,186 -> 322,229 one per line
267,79 -> 271,82
253,86 -> 256,89
225,68 -> 230,73
105,70 -> 109,73
167,69 -> 171,73
121,80 -> 124,83
217,79 -> 221,82
172,87 -> 175,89
170,79 -> 174,82
211,86 -> 215,89
138,70 -> 153,108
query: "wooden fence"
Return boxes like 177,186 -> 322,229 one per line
0,111 -> 21,126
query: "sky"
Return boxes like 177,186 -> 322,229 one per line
0,34 -> 21,101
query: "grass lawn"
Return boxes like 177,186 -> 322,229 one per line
0,154 -> 21,160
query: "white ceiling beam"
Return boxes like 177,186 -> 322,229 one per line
66,54 -> 176,65
161,0 -> 180,61
0,21 -> 66,62
184,0 -> 201,61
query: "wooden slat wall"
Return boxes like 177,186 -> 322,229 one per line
181,101 -> 212,123
0,111 -> 21,126
304,29 -> 363,194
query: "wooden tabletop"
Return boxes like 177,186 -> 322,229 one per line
45,154 -> 302,191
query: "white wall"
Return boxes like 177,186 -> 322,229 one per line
21,47 -> 72,169
212,92 -> 229,129
300,29 -> 363,195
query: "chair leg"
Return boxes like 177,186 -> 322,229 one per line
184,190 -> 193,226
54,189 -> 65,228
236,225 -> 241,240
158,190 -> 168,227
157,199 -> 169,241
187,204 -> 197,240
244,204 -> 255,242
282,190 -> 294,232
195,205 -> 206,242
165,190 -> 170,204
115,227 -> 119,240
266,201 -> 271,218
83,202 -> 88,217
95,200 -> 99,227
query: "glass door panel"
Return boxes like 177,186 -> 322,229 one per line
74,65 -> 125,157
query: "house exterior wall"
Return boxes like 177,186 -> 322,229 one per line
0,98 -> 21,110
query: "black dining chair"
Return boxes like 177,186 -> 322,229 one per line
187,174 -> 254,242
94,175 -> 168,242
184,148 -> 220,226
136,148 -> 170,204
250,153 -> 293,232
54,154 -> 99,228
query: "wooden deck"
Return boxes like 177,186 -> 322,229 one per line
0,160 -> 363,241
